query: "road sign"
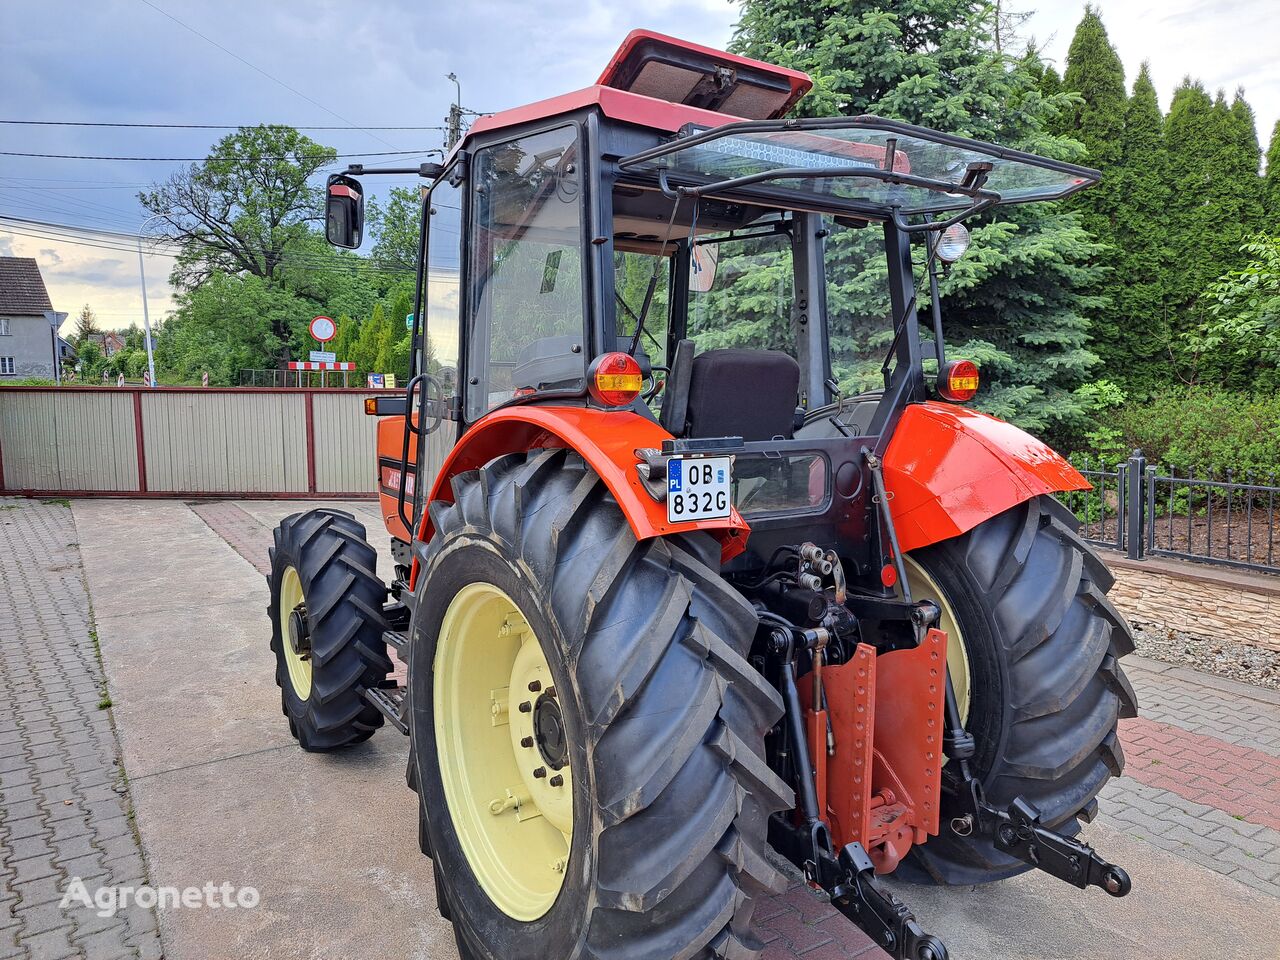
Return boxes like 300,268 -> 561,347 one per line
309,350 -> 336,363
405,313 -> 414,330
309,315 -> 336,342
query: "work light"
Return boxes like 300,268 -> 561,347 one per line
935,223 -> 970,263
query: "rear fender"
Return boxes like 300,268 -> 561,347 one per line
883,402 -> 1088,554
411,407 -> 750,583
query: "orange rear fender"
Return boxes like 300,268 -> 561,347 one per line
413,407 -> 750,572
883,402 -> 1088,554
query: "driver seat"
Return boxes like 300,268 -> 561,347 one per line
662,343 -> 800,441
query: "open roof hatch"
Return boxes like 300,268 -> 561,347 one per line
619,116 -> 1101,229
598,30 -> 812,120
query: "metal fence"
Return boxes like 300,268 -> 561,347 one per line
0,386 -> 382,498
240,368 -> 358,388
1068,449 -> 1280,575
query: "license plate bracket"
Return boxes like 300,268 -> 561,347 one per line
666,455 -> 733,524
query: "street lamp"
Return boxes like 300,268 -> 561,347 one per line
136,214 -> 164,388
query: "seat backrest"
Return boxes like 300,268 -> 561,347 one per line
684,348 -> 800,441
659,338 -> 696,435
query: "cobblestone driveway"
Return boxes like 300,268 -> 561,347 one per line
0,500 -> 161,960
4,496 -> 1278,960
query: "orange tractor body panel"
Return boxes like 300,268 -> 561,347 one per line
882,401 -> 1090,555
376,415 -> 413,541
801,631 -> 947,874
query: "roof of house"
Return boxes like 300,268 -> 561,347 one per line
0,257 -> 54,315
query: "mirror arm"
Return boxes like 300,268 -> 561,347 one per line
340,162 -> 445,179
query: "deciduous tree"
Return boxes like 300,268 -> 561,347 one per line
140,126 -> 336,290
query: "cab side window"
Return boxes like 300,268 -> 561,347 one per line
465,126 -> 585,421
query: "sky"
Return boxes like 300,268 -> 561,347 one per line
1,0 -> 1275,337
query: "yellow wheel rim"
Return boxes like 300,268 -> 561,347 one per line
279,566 -> 313,701
902,557 -> 971,726
434,582 -> 573,921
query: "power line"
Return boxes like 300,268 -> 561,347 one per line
0,149 -> 441,162
134,0 -> 403,152
0,120 -> 447,131
1,225 -> 414,275
0,215 -> 416,274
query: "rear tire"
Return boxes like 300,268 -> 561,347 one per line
898,495 -> 1138,885
267,509 -> 392,751
409,449 -> 794,960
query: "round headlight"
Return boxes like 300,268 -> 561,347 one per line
935,223 -> 971,263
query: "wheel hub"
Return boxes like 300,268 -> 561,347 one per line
533,693 -> 567,770
277,567 -> 313,700
287,606 -> 311,659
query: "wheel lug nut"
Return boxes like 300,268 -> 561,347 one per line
549,774 -> 564,787
533,767 -> 547,779
546,686 -> 557,699
518,701 -> 532,713
528,680 -> 542,692
520,736 -> 534,748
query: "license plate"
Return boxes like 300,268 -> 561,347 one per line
666,455 -> 732,523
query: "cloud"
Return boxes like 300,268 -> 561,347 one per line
2,0 -> 1274,339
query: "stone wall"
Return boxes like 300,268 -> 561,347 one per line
1106,554 -> 1280,652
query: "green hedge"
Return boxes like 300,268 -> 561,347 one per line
1100,388 -> 1280,478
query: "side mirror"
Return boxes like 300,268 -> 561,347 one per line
325,174 -> 364,248
689,242 -> 719,293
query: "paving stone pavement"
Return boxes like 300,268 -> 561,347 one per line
195,499 -> 1280,954
1101,656 -> 1280,899
14,496 -> 1278,959
0,499 -> 162,960
193,498 -> 887,958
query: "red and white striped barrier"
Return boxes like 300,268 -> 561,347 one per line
287,361 -> 355,371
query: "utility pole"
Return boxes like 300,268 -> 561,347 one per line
136,214 -> 164,389
446,72 -> 463,150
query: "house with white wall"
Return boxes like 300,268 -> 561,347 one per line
0,257 -> 62,380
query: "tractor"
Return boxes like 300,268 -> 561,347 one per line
267,31 -> 1137,960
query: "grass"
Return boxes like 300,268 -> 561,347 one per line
41,497 -> 71,507
98,696 -> 113,710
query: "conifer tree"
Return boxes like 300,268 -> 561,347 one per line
373,308 -> 395,376
1265,119 -> 1280,224
332,313 -> 358,365
1110,63 -> 1171,389
1060,6 -> 1127,368
1062,7 -> 1126,230
351,304 -> 387,378
730,0 -> 1107,433
1226,91 -> 1265,233
1165,81 -> 1262,318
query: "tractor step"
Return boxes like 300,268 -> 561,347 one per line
384,630 -> 408,653
363,684 -> 409,735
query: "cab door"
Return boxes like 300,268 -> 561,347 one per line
378,166 -> 465,540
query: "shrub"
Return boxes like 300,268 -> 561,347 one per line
1103,387 -> 1280,479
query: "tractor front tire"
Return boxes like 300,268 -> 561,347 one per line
268,509 -> 392,751
409,450 -> 793,960
899,495 -> 1139,886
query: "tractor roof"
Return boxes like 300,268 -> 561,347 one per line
462,32 -> 1099,222
465,30 -> 812,144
